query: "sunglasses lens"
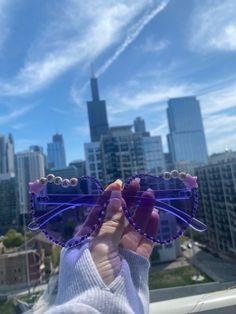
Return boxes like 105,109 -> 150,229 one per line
32,177 -> 103,247
124,174 -> 197,244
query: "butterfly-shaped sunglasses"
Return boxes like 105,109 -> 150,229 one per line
28,171 -> 207,248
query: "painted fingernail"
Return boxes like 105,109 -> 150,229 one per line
114,179 -> 123,188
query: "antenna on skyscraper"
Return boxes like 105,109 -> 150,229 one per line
91,63 -> 95,78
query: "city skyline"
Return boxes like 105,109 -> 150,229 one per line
1,2 -> 236,308
0,0 -> 236,163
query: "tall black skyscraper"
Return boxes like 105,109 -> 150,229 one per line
86,75 -> 109,142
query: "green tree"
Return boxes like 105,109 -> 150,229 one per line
3,229 -> 24,248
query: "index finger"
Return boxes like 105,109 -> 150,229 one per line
75,181 -> 122,237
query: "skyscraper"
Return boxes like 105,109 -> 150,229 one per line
0,133 -> 15,179
195,152 -> 236,259
167,96 -> 208,165
47,133 -> 66,169
84,142 -> 104,183
143,136 -> 165,175
0,177 -> 18,233
16,150 -> 45,214
69,160 -> 86,176
134,117 -> 146,134
86,75 -> 109,142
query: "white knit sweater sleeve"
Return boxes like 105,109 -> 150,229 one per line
45,241 -> 150,314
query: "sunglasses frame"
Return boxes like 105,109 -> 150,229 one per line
29,173 -> 200,248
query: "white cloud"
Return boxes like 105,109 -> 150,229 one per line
199,82 -> 236,115
0,0 -> 169,96
207,133 -> 236,153
204,114 -> 236,135
50,107 -> 70,115
204,113 -> 236,153
190,0 -> 236,52
0,104 -> 34,125
140,37 -> 169,53
106,82 -> 196,115
11,123 -> 26,130
96,1 -> 169,77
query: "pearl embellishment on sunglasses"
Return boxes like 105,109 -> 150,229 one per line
70,178 -> 78,186
47,174 -> 55,183
39,177 -> 47,185
171,170 -> 179,178
62,179 -> 70,187
163,172 -> 171,180
179,172 -> 187,180
54,176 -> 63,185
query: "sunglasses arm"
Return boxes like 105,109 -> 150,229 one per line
28,194 -> 206,233
154,200 -> 207,232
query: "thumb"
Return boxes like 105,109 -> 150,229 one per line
100,190 -> 124,241
89,180 -> 124,285
94,181 -> 124,245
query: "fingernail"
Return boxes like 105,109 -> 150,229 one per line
147,188 -> 155,196
114,179 -> 123,188
110,190 -> 121,199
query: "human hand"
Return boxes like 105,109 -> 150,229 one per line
88,179 -> 159,285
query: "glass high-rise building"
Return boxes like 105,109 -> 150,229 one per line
0,133 -> 15,179
16,150 -> 45,214
47,133 -> 66,169
0,177 -> 18,233
86,75 -> 109,142
167,96 -> 208,164
196,153 -> 236,259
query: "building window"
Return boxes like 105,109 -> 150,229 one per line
90,163 -> 95,171
89,155 -> 94,162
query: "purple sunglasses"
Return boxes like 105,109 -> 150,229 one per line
28,171 -> 207,248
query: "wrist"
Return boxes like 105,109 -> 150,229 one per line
89,243 -> 122,285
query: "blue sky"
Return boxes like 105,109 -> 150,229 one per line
0,0 -> 236,163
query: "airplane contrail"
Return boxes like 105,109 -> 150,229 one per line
97,0 -> 170,77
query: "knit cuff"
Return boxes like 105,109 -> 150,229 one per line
119,248 -> 151,309
55,241 -> 140,305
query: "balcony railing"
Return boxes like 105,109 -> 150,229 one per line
150,286 -> 236,314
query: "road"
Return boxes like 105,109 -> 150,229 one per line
183,243 -> 236,282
